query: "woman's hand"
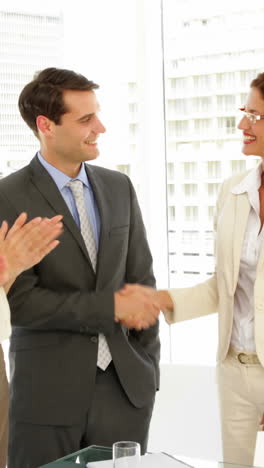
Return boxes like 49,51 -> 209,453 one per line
0,212 -> 63,291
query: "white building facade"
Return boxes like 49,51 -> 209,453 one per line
0,6 -> 63,175
163,0 -> 263,288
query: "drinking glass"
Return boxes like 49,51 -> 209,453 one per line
113,441 -> 141,467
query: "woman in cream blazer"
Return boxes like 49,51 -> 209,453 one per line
0,214 -> 62,468
124,73 -> 264,466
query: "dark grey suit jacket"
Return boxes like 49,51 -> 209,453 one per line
0,156 -> 160,426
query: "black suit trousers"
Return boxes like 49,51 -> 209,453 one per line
8,362 -> 155,468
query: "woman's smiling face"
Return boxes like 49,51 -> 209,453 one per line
238,87 -> 264,158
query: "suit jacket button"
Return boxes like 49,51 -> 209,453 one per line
91,336 -> 98,343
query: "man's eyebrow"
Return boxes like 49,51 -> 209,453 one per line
76,106 -> 101,122
77,113 -> 94,122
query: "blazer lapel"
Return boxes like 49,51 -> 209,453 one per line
232,192 -> 251,292
29,156 -> 92,265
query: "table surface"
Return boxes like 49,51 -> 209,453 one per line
83,453 -> 261,468
177,455 -> 260,468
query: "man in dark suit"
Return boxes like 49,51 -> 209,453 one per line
0,68 -> 160,468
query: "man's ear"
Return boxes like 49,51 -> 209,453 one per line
36,115 -> 53,136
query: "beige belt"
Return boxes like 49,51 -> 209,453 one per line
229,347 -> 261,365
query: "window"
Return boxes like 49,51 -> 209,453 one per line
183,162 -> 197,180
217,116 -> 236,134
208,206 -> 215,222
207,161 -> 221,179
128,82 -> 137,97
167,162 -> 174,180
168,206 -> 176,223
217,95 -> 235,112
170,77 -> 188,90
192,97 -> 211,113
167,120 -> 189,137
240,70 -> 259,87
216,72 -> 236,89
193,74 -> 212,90
128,103 -> 138,120
194,118 -> 212,136
206,183 -> 220,201
184,206 -> 198,223
167,98 -> 187,114
129,123 -> 138,137
183,183 -> 198,198
167,184 -> 175,197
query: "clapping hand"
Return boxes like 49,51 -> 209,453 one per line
0,212 -> 63,290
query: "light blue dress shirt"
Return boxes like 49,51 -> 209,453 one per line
37,152 -> 100,249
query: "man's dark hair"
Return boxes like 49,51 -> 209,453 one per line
18,67 -> 99,137
251,72 -> 264,97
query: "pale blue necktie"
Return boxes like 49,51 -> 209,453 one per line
67,179 -> 112,371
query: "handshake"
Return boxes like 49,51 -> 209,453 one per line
114,284 -> 173,330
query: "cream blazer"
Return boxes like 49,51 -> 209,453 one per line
0,287 -> 10,344
165,169 -> 264,365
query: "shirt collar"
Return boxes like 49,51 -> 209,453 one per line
231,161 -> 263,195
37,152 -> 91,191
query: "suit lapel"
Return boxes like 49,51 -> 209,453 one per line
232,192 -> 251,292
85,164 -> 111,284
29,156 -> 92,265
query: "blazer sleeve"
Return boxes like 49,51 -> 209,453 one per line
124,177 -> 160,387
8,272 -> 116,336
164,274 -> 218,324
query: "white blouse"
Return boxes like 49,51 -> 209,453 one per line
231,162 -> 264,352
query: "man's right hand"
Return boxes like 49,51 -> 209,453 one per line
114,289 -> 160,330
